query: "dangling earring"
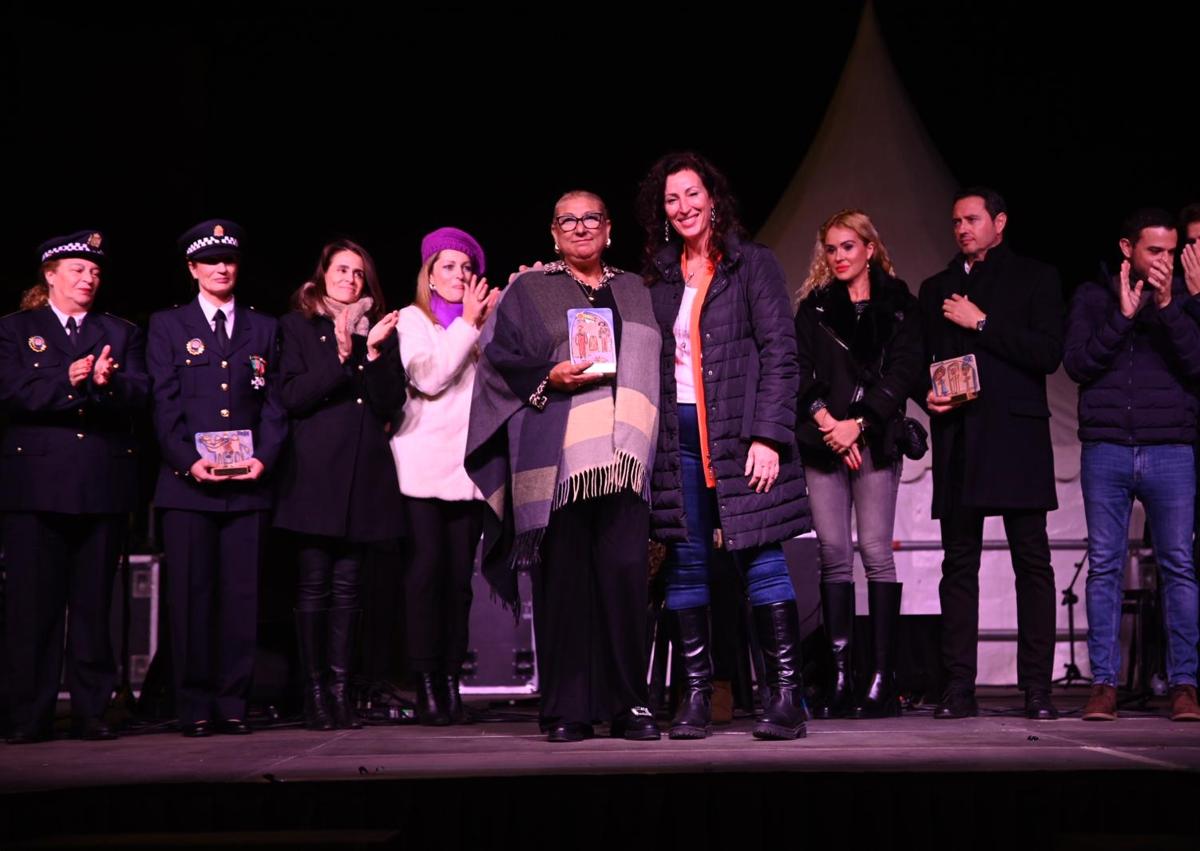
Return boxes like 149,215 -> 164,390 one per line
663,220 -> 670,243
429,282 -> 436,291
554,242 -> 561,254
710,207 -> 717,227
606,237 -> 612,247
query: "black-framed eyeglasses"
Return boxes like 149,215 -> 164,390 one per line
554,212 -> 605,232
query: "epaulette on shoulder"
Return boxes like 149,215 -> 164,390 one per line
102,312 -> 138,327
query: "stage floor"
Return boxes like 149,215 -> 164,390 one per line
4,692 -> 1200,848
4,690 -> 1200,793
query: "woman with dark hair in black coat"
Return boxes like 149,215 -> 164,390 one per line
637,152 -> 811,741
274,238 -> 406,730
794,209 -> 924,719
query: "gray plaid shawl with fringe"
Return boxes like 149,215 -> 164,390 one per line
465,268 -> 660,603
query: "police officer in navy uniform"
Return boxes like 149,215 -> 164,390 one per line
147,219 -> 288,737
0,231 -> 149,743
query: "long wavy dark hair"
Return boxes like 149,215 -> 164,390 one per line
291,238 -> 386,321
635,151 -> 747,285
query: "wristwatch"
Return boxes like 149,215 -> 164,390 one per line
975,317 -> 988,332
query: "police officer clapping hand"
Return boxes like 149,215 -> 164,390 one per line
68,353 -> 96,387
67,344 -> 120,387
92,344 -> 117,386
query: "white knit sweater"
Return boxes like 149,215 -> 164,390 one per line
390,305 -> 483,501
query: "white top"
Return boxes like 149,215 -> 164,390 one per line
197,293 -> 236,337
48,302 -> 88,330
673,286 -> 699,404
390,305 -> 483,501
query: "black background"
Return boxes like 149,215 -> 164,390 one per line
6,2 -> 1198,321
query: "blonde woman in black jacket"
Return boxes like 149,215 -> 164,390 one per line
794,210 -> 923,719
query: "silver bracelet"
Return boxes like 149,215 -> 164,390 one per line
529,375 -> 550,411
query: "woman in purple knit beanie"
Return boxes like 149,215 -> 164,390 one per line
390,226 -> 499,725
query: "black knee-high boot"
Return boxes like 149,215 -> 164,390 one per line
852,581 -> 902,719
813,583 -> 856,719
669,606 -> 713,739
327,608 -> 363,730
752,600 -> 808,740
295,610 -> 334,731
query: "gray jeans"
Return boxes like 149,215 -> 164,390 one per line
804,451 -> 902,583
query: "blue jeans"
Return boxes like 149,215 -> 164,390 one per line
1082,442 -> 1199,687
662,405 -> 796,611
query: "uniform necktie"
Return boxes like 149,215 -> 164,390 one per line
214,308 -> 229,354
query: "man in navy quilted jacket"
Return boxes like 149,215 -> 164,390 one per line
1063,207 -> 1200,723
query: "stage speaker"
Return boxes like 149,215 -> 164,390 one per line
55,553 -> 161,700
460,568 -> 537,695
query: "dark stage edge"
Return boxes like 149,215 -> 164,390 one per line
3,692 -> 1200,848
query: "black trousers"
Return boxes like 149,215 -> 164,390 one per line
296,536 -> 362,612
402,498 -> 483,673
161,509 -> 265,724
533,490 -> 650,725
938,444 -> 1056,690
3,512 -> 122,733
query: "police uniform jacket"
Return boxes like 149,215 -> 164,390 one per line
0,306 -> 148,513
148,299 -> 288,512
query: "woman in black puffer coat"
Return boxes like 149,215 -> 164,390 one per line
638,151 -> 811,742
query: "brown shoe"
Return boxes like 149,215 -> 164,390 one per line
1169,685 -> 1200,722
1081,684 -> 1117,721
711,679 -> 733,725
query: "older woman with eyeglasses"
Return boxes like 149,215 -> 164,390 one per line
466,190 -> 663,743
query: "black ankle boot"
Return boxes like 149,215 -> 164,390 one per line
415,672 -> 450,726
327,608 -> 363,729
294,609 -> 334,731
813,583 -> 855,719
752,600 -> 808,740
852,581 -> 902,719
442,672 -> 468,724
669,606 -> 713,739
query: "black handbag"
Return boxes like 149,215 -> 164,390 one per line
897,416 -> 928,461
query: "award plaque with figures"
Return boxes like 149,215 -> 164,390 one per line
929,354 -> 981,403
567,308 -> 616,374
194,430 -> 255,476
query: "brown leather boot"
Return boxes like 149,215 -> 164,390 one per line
711,680 -> 734,725
1081,684 -> 1117,721
1169,685 -> 1200,722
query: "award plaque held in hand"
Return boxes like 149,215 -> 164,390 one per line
929,354 -> 981,404
567,308 -> 617,374
195,430 -> 255,477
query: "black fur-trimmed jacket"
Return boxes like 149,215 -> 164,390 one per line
794,268 -> 924,470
